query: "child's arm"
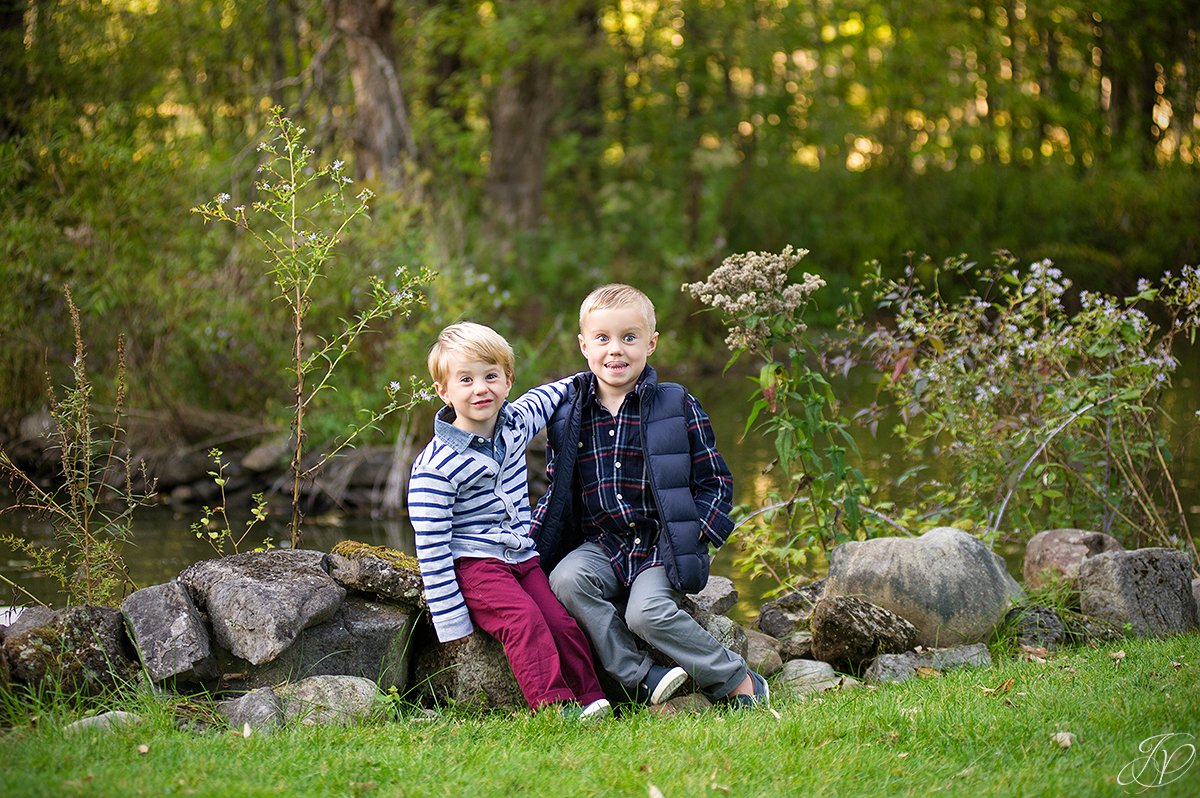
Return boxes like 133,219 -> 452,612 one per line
508,374 -> 575,438
408,466 -> 474,642
685,393 -> 736,547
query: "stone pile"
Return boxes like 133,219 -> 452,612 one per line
0,526 -> 1196,730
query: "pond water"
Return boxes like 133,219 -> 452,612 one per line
3,351 -> 1198,625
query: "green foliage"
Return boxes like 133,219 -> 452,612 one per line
193,109 -> 434,547
0,290 -> 150,607
189,449 -> 271,557
846,252 -> 1200,553
684,247 -> 870,595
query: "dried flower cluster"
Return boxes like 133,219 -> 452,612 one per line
683,245 -> 825,351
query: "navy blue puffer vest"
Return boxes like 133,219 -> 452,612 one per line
532,367 -> 710,593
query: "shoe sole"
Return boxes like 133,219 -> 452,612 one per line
649,666 -> 689,705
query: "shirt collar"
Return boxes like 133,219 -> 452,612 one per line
434,403 -> 506,453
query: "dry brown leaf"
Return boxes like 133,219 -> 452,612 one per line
1109,650 -> 1126,668
980,677 -> 1015,696
897,752 -> 910,759
915,666 -> 942,678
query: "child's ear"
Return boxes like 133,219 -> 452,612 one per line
433,381 -> 450,404
647,331 -> 659,356
578,333 -> 586,354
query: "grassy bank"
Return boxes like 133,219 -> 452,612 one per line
3,635 -> 1199,797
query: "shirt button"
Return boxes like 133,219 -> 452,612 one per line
609,430 -> 615,437
614,462 -> 621,469
477,437 -> 486,444
629,522 -> 636,528
578,442 -> 584,449
634,537 -> 641,545
616,493 -> 623,500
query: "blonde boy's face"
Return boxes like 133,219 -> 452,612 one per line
578,305 -> 658,402
434,354 -> 512,436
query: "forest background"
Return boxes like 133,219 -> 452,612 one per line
1,0 -> 1198,563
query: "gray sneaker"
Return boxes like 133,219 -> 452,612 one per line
641,664 -> 688,705
729,670 -> 770,709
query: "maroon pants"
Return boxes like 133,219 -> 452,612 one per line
455,556 -> 606,710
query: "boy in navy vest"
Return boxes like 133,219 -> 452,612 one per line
408,322 -> 610,718
532,285 -> 769,708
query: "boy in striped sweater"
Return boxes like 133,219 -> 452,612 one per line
408,322 -> 610,718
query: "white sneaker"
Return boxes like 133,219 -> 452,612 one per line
580,698 -> 612,720
644,665 -> 689,705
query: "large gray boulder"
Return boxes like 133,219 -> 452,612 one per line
413,629 -> 524,710
810,595 -> 918,670
1,605 -> 138,694
121,581 -> 217,685
1024,528 -> 1123,590
179,550 -> 345,665
864,643 -> 992,684
277,675 -> 380,726
216,687 -> 283,731
1077,548 -> 1198,637
217,596 -> 417,692
825,527 -> 1024,646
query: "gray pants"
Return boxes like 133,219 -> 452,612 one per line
549,541 -> 747,700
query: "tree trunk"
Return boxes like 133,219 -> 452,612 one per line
0,0 -> 30,141
327,0 -> 417,187
487,55 -> 557,238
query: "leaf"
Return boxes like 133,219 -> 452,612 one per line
914,666 -> 941,678
979,677 -> 1015,696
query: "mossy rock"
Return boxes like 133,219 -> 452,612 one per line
328,540 -> 425,609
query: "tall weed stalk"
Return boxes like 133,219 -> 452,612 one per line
194,109 -> 433,548
0,288 -> 151,607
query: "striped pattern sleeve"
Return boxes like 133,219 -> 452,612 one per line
408,453 -> 473,642
509,376 -> 573,440
685,392 -> 736,548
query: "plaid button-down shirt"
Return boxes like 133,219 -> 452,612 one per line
577,380 -> 734,586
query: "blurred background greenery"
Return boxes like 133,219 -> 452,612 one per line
1,0 -> 1197,469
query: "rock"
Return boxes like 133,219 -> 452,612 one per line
755,580 -> 825,638
63,710 -> 143,734
649,693 -> 713,717
744,629 -> 784,677
2,605 -> 139,694
682,576 -> 738,618
121,582 -> 217,685
216,687 -> 283,731
1024,528 -> 1123,589
700,614 -> 748,660
328,541 -> 425,608
1077,548 -> 1199,637
1003,604 -> 1067,650
241,434 -> 292,473
825,527 -> 1024,646
810,596 -> 919,671
778,631 -> 813,661
179,550 -> 345,665
217,596 -> 417,693
1193,578 -> 1200,614
864,643 -> 992,684
777,659 -> 842,696
278,675 -> 380,726
412,629 -> 524,710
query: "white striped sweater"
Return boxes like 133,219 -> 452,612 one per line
408,376 -> 573,642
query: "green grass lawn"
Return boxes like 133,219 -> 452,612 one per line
3,634 -> 1199,798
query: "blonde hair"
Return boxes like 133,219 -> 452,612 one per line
578,284 -> 657,333
427,322 -> 515,385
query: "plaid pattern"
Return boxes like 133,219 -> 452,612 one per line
576,379 -> 734,586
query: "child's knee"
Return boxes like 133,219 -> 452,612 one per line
549,561 -> 600,599
625,596 -> 678,639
